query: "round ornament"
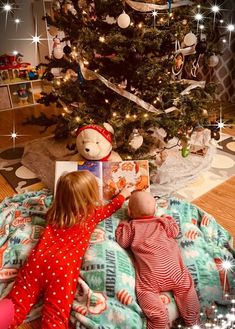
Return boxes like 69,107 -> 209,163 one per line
63,45 -> 72,55
208,54 -> 219,68
181,146 -> 190,158
117,12 -> 131,29
44,72 -> 54,81
183,32 -> 197,47
195,40 -> 207,54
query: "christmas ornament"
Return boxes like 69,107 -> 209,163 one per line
77,64 -> 84,83
181,146 -> 190,157
63,0 -> 77,15
52,0 -> 61,11
172,52 -> 184,76
103,15 -> 116,25
128,129 -> 144,150
183,32 -> 197,47
167,0 -> 172,13
44,71 -> 54,81
195,39 -> 207,54
65,69 -> 77,82
117,12 -> 131,29
63,44 -> 72,55
208,54 -> 219,68
52,37 -> 64,59
191,39 -> 207,77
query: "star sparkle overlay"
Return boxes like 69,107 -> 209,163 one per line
0,110 -> 30,148
9,15 -> 48,63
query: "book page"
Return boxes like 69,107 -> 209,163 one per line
54,161 -> 78,193
54,161 -> 103,197
102,160 -> 150,200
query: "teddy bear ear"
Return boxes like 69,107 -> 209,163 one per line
103,122 -> 114,135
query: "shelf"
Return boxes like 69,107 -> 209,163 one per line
0,80 -> 44,112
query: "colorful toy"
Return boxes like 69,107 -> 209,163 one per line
0,53 -> 30,71
13,84 -> 31,106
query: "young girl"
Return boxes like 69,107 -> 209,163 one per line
0,170 -> 132,329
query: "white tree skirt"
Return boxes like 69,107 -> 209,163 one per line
150,145 -> 216,197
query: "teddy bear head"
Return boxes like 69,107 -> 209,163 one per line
76,124 -> 114,161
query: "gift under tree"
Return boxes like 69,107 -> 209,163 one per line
37,0 -> 225,159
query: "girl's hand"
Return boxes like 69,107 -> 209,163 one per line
119,186 -> 135,199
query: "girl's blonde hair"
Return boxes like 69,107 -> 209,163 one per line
46,170 -> 101,228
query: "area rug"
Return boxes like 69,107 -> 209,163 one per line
0,134 -> 234,201
0,145 -> 44,197
175,134 -> 235,201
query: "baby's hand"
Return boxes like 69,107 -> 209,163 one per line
119,186 -> 135,199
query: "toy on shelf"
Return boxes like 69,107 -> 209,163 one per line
13,83 -> 32,106
0,53 -> 30,71
0,53 -> 31,83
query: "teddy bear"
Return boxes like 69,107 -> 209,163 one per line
74,123 -> 122,161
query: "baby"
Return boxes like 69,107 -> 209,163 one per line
115,191 -> 200,329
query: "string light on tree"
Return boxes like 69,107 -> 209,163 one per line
99,36 -> 105,43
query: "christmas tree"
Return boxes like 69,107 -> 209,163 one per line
37,0 -> 223,160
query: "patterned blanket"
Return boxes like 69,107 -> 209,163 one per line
0,190 -> 234,328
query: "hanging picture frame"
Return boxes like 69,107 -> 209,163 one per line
172,51 -> 185,76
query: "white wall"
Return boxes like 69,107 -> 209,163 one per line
0,0 -> 48,67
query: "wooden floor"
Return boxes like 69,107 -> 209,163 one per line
0,104 -> 62,149
193,176 -> 235,246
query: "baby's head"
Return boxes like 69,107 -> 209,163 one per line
128,191 -> 156,219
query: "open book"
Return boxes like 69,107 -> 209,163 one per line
54,160 -> 150,200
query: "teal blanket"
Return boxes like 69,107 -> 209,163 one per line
0,190 -> 234,328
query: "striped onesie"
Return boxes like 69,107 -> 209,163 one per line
115,215 -> 200,329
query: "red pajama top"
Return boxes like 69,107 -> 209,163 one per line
8,194 -> 125,329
